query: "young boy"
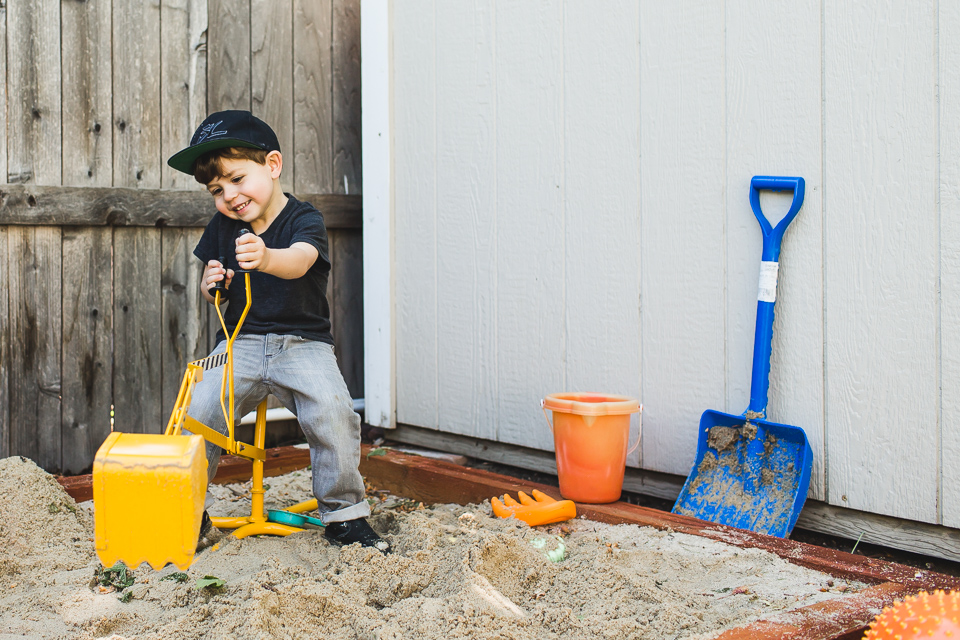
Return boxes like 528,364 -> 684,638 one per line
167,110 -> 388,552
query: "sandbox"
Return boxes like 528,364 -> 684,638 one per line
4,446 -> 958,639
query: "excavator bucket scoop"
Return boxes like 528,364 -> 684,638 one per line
491,490 -> 577,526
93,432 -> 208,570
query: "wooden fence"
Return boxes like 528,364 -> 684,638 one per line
0,0 -> 363,475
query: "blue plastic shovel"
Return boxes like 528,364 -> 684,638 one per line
672,176 -> 813,538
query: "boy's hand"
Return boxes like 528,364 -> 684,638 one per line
205,260 -> 234,291
236,232 -> 269,272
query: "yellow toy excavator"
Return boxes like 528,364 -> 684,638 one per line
93,256 -> 317,570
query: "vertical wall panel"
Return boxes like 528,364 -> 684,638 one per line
562,0 -> 641,450
293,0 -> 333,193
725,0 -> 825,500
638,2 -> 725,476
161,228 -> 208,420
9,227 -> 62,470
113,228 -> 163,434
7,0 -> 61,185
61,228 -> 113,475
824,1 -> 939,522
60,0 -> 114,472
395,0 -> 439,429
494,2 -> 563,451
331,230 -> 364,398
333,0 -> 362,194
208,0 -> 252,112
252,0 -> 294,192
435,1 -> 497,439
62,0 -> 112,187
940,0 -> 960,528
0,1 -> 6,184
161,0 -> 208,189
0,229 -> 9,457
113,0 -> 161,189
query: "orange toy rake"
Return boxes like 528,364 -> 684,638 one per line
491,490 -> 577,526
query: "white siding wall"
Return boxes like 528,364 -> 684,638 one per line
389,0 -> 958,525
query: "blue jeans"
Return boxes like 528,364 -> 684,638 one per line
186,334 -> 370,523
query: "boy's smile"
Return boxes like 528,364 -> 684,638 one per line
206,153 -> 288,233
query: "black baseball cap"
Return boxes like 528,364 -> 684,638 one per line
167,110 -> 281,175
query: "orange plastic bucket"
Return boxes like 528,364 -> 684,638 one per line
542,393 -> 642,504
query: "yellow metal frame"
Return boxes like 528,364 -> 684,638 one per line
164,273 -> 317,539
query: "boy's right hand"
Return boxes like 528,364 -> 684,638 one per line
206,259 -> 235,292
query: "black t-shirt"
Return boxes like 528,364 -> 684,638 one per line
194,195 -> 334,344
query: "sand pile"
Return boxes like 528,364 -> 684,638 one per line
0,457 -> 863,639
0,456 -> 94,577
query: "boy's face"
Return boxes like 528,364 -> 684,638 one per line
205,152 -> 284,226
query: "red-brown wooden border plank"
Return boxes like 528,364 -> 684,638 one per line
58,444 -> 960,640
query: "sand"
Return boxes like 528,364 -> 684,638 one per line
0,455 -> 864,639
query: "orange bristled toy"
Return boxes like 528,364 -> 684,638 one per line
491,489 -> 577,526
864,590 -> 960,639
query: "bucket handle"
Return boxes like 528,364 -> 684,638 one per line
541,400 -> 644,455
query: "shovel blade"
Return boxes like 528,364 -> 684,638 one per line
93,432 -> 208,570
672,410 -> 813,538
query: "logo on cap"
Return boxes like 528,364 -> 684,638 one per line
196,121 -> 228,144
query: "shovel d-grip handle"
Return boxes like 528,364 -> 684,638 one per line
491,490 -> 577,526
747,176 -> 805,416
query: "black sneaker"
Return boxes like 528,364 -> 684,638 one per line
199,511 -> 213,539
196,510 -> 216,551
325,518 -> 391,553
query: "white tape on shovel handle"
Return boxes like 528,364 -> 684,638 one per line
758,261 -> 779,303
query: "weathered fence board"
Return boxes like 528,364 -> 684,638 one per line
208,0 -> 252,112
293,0 -> 334,193
0,185 -> 361,228
252,0 -> 294,193
7,0 -> 61,186
0,228 -> 9,458
61,227 -> 113,475
113,228 -> 164,434
160,0 -> 209,191
333,0 -> 361,194
9,227 -> 62,469
0,1 -> 6,186
160,228 -> 209,425
59,0 -> 115,472
112,0 -> 162,189
331,229 -> 364,399
61,0 -> 112,188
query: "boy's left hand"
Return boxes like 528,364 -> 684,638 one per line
236,233 -> 270,271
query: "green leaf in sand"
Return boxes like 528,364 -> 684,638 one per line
196,575 -> 226,590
